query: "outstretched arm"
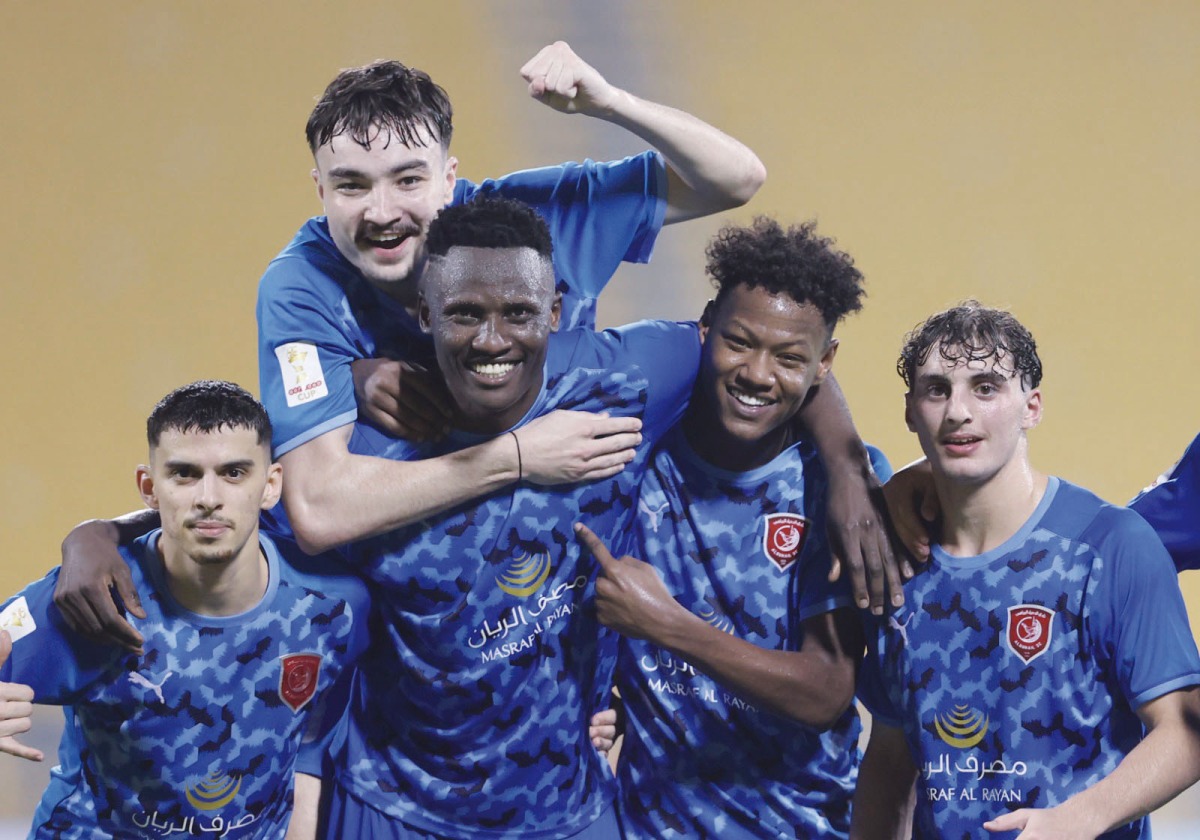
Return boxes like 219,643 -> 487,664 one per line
520,41 -> 766,224
285,410 -> 644,554
983,687 -> 1200,838
577,524 -> 859,728
851,720 -> 917,840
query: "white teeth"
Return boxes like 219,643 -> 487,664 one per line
731,389 -> 770,407
471,362 -> 516,378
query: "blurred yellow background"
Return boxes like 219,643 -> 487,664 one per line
1,0 -> 1198,833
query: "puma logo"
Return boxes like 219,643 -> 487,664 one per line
128,671 -> 173,704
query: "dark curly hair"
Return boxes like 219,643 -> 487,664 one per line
306,59 -> 453,154
897,301 -> 1043,390
147,380 -> 271,448
426,197 -> 553,259
705,217 -> 865,328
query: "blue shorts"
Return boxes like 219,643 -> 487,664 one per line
324,782 -> 620,839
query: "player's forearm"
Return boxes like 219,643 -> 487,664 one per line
285,773 -> 321,840
1047,689 -> 1200,835
283,436 -> 518,553
649,607 -> 855,728
597,88 -> 766,223
850,725 -> 917,840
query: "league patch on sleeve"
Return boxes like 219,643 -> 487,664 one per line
0,596 -> 36,643
275,342 -> 329,408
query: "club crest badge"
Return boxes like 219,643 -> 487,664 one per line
762,513 -> 807,571
1006,604 -> 1054,664
279,653 -> 322,712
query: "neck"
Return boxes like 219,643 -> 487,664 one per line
158,532 -> 269,617
934,450 -> 1048,557
374,277 -> 422,316
681,404 -> 793,472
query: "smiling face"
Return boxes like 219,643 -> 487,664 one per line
690,283 -> 837,470
419,245 -> 560,434
138,426 -> 282,573
312,126 -> 457,301
905,348 -> 1042,489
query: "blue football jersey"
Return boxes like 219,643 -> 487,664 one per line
328,321 -> 699,838
1129,432 -> 1200,572
0,531 -> 370,840
257,153 -> 667,457
859,478 -> 1200,839
616,432 -> 891,839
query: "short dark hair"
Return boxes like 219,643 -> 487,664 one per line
897,301 -> 1043,390
425,197 -> 553,259
705,217 -> 865,329
147,381 -> 272,448
306,59 -> 453,154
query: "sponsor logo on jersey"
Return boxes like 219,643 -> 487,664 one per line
496,551 -> 553,597
279,653 -> 321,712
0,596 -> 36,643
1006,604 -> 1054,664
185,769 -> 243,810
762,512 -> 807,571
275,342 -> 328,408
933,703 -> 991,749
697,602 -> 734,634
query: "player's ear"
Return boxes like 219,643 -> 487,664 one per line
904,393 -> 916,433
550,292 -> 562,332
312,168 -> 323,201
261,461 -> 284,511
1021,386 -> 1043,431
136,465 -> 159,510
441,154 -> 458,205
814,338 -> 839,385
698,299 -> 716,343
418,293 -> 433,333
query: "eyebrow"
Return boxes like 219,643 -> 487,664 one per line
162,459 -> 257,472
326,159 -> 432,180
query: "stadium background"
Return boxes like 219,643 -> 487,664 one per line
2,1 -> 1198,834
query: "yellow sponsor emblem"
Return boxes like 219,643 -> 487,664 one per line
497,552 -> 552,597
185,770 -> 242,811
933,704 -> 990,749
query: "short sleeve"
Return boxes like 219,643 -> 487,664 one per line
856,615 -> 904,726
256,256 -> 361,457
1087,508 -> 1200,709
457,153 -> 668,330
568,320 -> 701,445
0,570 -> 119,702
1129,432 -> 1200,572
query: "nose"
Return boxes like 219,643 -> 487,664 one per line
194,472 -> 222,511
471,316 -> 510,355
944,387 -> 972,425
363,186 -> 404,227
736,351 -> 774,389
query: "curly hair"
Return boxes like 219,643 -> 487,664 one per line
705,217 -> 865,328
897,301 -> 1043,390
306,59 -> 453,154
426,197 -> 553,259
147,380 -> 271,448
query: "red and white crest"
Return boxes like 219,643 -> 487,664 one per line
762,513 -> 807,571
279,653 -> 322,712
1006,605 -> 1054,664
